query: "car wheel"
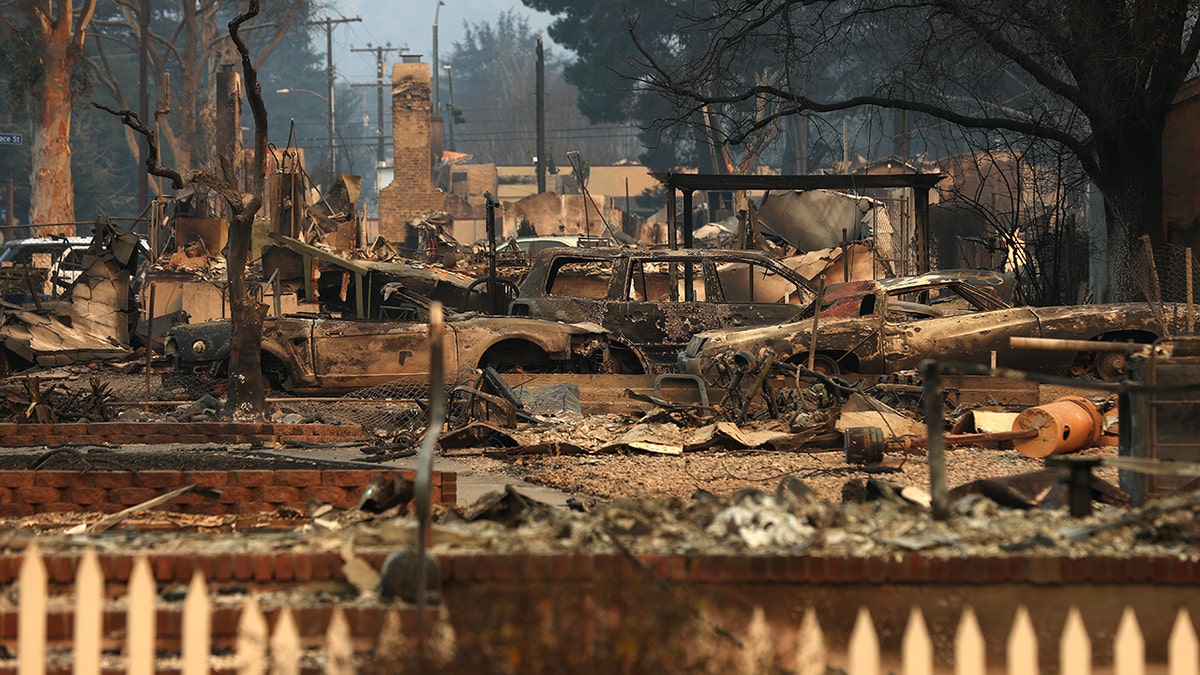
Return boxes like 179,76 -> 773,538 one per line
608,344 -> 646,374
479,340 -> 557,374
794,353 -> 841,376
1093,351 -> 1129,381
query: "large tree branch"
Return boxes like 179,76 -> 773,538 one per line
90,103 -> 186,189
647,71 -> 1104,182
70,0 -> 96,52
0,14 -> 33,53
932,1 -> 1082,109
628,7 -> 1103,179
28,2 -> 52,37
230,0 -> 266,219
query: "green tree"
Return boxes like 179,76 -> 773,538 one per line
520,0 -> 735,171
627,0 -> 1200,301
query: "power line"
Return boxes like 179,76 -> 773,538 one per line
303,15 -> 362,179
350,43 -> 402,165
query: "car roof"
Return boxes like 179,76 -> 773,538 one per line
535,247 -> 786,262
821,272 -> 1012,309
875,270 -> 1012,291
0,237 -> 93,248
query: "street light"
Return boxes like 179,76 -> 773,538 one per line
432,0 -> 445,114
276,86 -> 335,184
442,65 -> 455,151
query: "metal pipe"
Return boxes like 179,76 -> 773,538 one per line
807,275 -> 826,373
484,192 -> 500,314
536,38 -> 545,194
1009,336 -> 1149,353
842,227 -> 849,283
682,189 -> 694,249
1188,247 -> 1194,334
432,0 -> 444,114
415,302 -> 445,649
443,64 -> 455,151
666,181 -> 677,250
921,360 -> 948,519
145,283 -> 156,406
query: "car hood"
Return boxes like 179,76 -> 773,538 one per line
166,316 -> 608,365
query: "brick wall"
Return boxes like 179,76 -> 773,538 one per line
4,549 -> 1197,593
0,468 -> 456,517
378,62 -> 446,241
0,422 -> 364,447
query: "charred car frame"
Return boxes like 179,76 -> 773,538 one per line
680,273 -> 1189,384
167,287 -> 612,395
509,248 -> 818,371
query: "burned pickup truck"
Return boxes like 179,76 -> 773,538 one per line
680,274 -> 1189,383
509,248 -> 818,371
166,298 -> 612,395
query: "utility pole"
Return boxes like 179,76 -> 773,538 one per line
6,177 -> 14,230
443,65 -> 456,151
536,38 -> 546,194
432,0 -> 445,115
304,15 -> 361,184
137,0 -> 150,213
351,44 -> 398,167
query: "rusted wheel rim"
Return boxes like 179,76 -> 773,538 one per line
809,354 -> 841,376
1093,351 -> 1128,380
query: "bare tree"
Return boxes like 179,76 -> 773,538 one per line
0,0 -> 98,232
96,0 -> 269,420
628,0 -> 1200,301
932,131 -> 1091,305
88,0 -> 304,193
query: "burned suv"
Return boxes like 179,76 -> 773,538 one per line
509,248 -> 818,371
167,286 -> 613,395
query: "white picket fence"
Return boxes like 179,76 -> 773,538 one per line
10,542 -> 1200,673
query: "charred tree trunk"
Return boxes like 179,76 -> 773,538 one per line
219,2 -> 269,420
225,214 -> 267,419
95,0 -> 270,421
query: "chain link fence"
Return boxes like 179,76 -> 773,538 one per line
0,365 -> 472,443
165,370 -> 478,440
1131,236 -> 1200,335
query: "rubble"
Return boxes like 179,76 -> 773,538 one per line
0,223 -> 144,372
4,452 -> 1200,564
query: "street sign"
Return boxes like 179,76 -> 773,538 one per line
0,134 -> 22,145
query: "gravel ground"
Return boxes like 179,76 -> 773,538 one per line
475,447 -> 1117,504
438,406 -> 1121,507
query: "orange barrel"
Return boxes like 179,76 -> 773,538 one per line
1011,396 -> 1104,458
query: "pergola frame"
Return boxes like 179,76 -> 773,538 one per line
652,172 -> 945,272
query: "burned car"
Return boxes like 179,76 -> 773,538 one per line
509,248 -> 818,371
166,290 -> 612,394
680,274 -> 1188,383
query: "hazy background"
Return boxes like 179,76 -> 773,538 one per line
331,0 -> 558,85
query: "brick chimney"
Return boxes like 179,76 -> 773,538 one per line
378,61 -> 445,241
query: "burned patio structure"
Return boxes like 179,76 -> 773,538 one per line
652,171 -> 945,275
